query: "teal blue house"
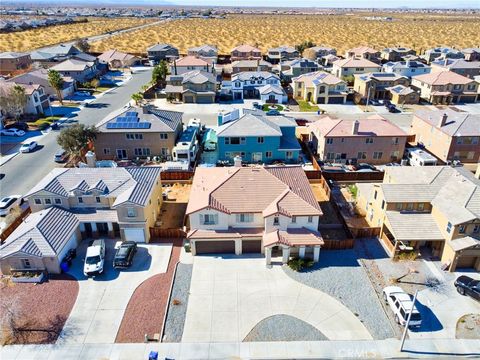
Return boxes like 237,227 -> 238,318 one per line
216,111 -> 301,164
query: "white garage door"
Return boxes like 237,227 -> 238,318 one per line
124,228 -> 145,243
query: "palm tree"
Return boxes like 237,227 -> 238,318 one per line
47,70 -> 64,104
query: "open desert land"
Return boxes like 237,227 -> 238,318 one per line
0,17 -> 156,52
90,13 -> 480,55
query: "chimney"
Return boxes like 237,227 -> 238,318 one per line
444,58 -> 448,66
352,120 -> 360,135
406,59 -> 411,67
234,155 -> 242,167
439,113 -> 448,127
85,151 -> 96,168
174,60 -> 177,75
217,112 -> 224,126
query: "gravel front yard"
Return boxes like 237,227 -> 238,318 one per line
283,247 -> 395,340
0,274 -> 78,345
115,238 -> 182,343
162,263 -> 193,342
243,315 -> 328,342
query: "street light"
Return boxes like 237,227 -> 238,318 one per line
399,289 -> 419,352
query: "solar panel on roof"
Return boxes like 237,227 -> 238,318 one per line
125,111 -> 138,117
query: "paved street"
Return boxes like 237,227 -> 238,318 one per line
0,67 -> 152,197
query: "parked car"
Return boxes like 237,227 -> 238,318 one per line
383,286 -> 422,327
54,149 -> 68,163
388,104 -> 400,113
74,90 -> 91,97
0,195 -> 22,216
352,163 -> 377,171
1,128 -> 25,137
368,99 -> 381,106
5,122 -> 28,131
84,239 -> 106,276
114,241 -> 138,269
454,276 -> 480,301
266,109 -> 280,116
20,141 -> 38,153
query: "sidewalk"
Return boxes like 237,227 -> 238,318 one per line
1,339 -> 479,359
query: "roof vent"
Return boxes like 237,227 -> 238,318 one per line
439,113 -> 448,127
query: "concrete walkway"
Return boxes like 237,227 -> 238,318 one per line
181,256 -> 372,343
2,339 -> 479,359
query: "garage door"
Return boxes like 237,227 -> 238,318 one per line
328,97 -> 344,104
195,240 -> 235,254
184,96 -> 194,103
196,96 -> 213,104
456,255 -> 477,269
124,228 -> 145,243
242,240 -> 262,253
316,97 -> 326,104
461,96 -> 477,103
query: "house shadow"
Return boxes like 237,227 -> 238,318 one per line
409,299 -> 443,333
50,105 -> 81,117
355,237 -> 391,260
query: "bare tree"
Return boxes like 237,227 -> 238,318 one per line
0,84 -> 27,121
0,297 -> 22,345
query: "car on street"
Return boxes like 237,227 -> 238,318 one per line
74,91 -> 91,97
84,239 -> 106,276
20,141 -> 38,153
54,149 -> 68,163
1,128 -> 25,137
383,286 -> 422,327
5,122 -> 28,131
368,99 -> 381,106
454,276 -> 480,301
388,104 -> 400,113
0,195 -> 22,216
113,241 -> 138,269
266,109 -> 280,116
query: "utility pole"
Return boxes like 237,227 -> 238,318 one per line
365,85 -> 371,112
400,289 -> 419,352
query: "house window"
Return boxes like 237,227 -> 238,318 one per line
257,137 -> 264,144
202,214 -> 217,225
456,137 -> 463,145
21,259 -> 31,269
95,196 -> 101,203
307,216 -> 313,223
127,207 -> 137,218
34,198 -> 42,205
357,152 -> 367,159
292,216 -> 297,223
126,133 -> 143,140
374,190 -> 377,200
381,200 -> 385,209
446,222 -> 452,233
396,203 -> 402,211
473,225 -> 479,233
366,137 -> 374,144
391,151 -> 400,161
392,137 -> 399,145
103,148 -> 111,155
45,198 -> 52,205
160,133 -> 168,140
326,152 -> 335,160
273,216 -> 280,226
406,203 -> 413,211
78,197 -> 83,204
54,198 -> 62,204
459,225 -> 466,234
236,213 -> 253,223
418,203 -> 425,211
326,138 -> 333,144
286,151 -> 293,159
373,151 -> 383,160
266,151 -> 272,158
134,148 -> 151,156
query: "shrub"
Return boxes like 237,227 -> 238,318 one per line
184,243 -> 191,253
38,122 -> 50,131
172,299 -> 181,305
287,257 -> 314,272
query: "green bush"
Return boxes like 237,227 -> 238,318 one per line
184,243 -> 191,253
287,257 -> 314,272
37,122 -> 50,131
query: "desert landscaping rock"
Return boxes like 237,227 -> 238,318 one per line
163,263 -> 193,342
243,314 -> 328,342
283,248 -> 395,340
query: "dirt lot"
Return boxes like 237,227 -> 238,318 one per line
0,275 -> 78,345
157,183 -> 191,229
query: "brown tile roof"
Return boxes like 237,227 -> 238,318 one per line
263,228 -> 324,247
174,56 -> 209,67
232,44 -> 261,53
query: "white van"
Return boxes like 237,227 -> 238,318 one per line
405,148 -> 437,167
84,239 -> 106,276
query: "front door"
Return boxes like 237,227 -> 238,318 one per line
252,152 -> 262,162
116,149 -> 127,159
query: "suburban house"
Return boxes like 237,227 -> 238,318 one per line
292,71 -> 347,104
281,58 -> 319,79
386,85 -> 420,105
170,56 -> 213,75
382,60 -> 431,78
50,58 -> 98,83
303,46 -> 337,62
0,51 -> 32,75
231,59 -> 273,74
421,47 -> 464,64
147,43 -> 179,63
30,44 -> 81,64
411,71 -> 479,104
94,106 -> 183,161
187,44 -> 218,62
307,115 -> 408,164
0,167 -> 163,274
230,44 -> 262,61
165,70 -> 217,103
354,72 -> 410,100
355,166 -> 480,272
410,108 -> 480,163
430,59 -> 480,80
216,109 -> 301,163
258,84 -> 288,104
320,54 -> 341,67
97,49 -> 140,68
345,46 -> 381,63
462,48 -> 480,62
266,45 -> 299,63
380,47 -> 416,62
185,165 -> 323,265
332,58 -> 381,79
230,71 -> 281,101
9,68 -> 75,99
0,81 -> 51,116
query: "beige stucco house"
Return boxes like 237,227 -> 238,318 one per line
230,45 -> 262,61
0,51 -> 32,75
345,46 -> 381,63
165,70 -> 217,103
332,58 -> 381,79
0,167 -> 162,274
292,71 -> 347,104
354,72 -> 410,101
356,166 -> 480,272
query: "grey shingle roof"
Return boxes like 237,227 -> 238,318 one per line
232,71 -> 279,82
414,108 -> 480,136
217,113 -> 282,137
385,211 -> 444,241
147,43 -> 177,52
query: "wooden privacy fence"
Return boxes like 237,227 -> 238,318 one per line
350,227 -> 381,239
161,171 -> 194,181
322,238 -> 355,250
322,171 -> 384,182
0,207 -> 31,243
304,170 -> 321,179
150,227 -> 186,239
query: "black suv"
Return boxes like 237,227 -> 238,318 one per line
113,241 -> 137,269
455,276 -> 480,301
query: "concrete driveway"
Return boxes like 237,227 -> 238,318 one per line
181,255 -> 372,343
58,238 -> 172,345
